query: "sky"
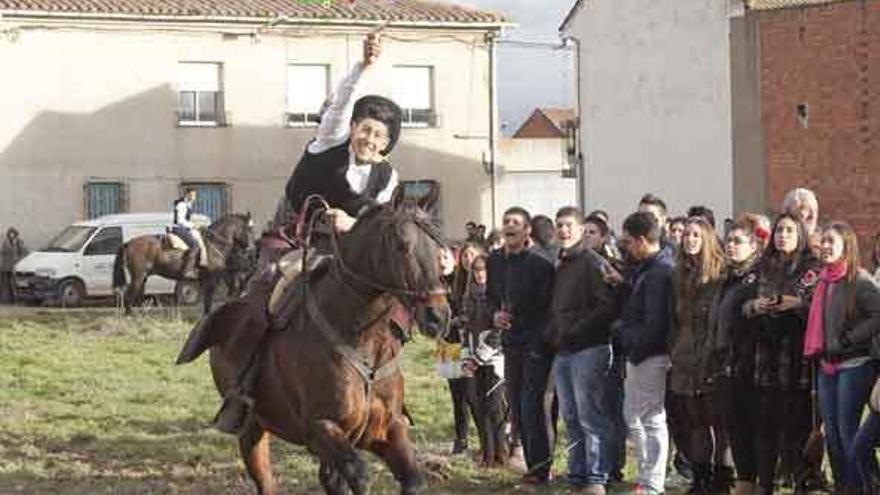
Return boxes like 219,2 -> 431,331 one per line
448,0 -> 577,135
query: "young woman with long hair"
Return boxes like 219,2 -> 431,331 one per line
870,230 -> 880,282
444,242 -> 485,455
670,217 -> 730,493
804,222 -> 880,495
461,254 -> 508,467
742,214 -> 820,495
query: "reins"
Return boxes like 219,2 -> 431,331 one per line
294,194 -> 444,444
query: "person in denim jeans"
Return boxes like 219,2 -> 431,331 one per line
853,380 -> 880,491
614,211 -> 676,495
804,222 -> 880,495
547,207 -> 617,494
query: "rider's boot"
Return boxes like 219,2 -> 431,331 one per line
212,246 -> 277,435
181,248 -> 199,280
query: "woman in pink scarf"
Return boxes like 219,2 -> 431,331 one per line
804,222 -> 880,495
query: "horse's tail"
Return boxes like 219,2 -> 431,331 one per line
176,298 -> 252,364
112,243 -> 127,289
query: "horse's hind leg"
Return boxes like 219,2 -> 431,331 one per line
239,420 -> 277,495
369,417 -> 426,495
319,462 -> 351,495
308,419 -> 371,495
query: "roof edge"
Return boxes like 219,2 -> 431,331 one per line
0,9 -> 511,30
558,0 -> 586,33
746,0 -> 856,11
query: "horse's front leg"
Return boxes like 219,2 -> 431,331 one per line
308,419 -> 371,495
319,461 -> 351,495
368,416 -> 426,495
201,272 -> 216,315
239,419 -> 277,495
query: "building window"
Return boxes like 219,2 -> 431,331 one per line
797,103 -> 809,128
392,66 -> 435,128
83,226 -> 123,256
180,182 -> 229,222
84,182 -> 126,219
177,62 -> 224,126
400,180 -> 441,224
286,64 -> 329,127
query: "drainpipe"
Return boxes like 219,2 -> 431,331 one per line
562,34 -> 585,212
487,31 -> 498,227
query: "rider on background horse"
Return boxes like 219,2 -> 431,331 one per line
171,187 -> 201,279
214,30 -> 404,433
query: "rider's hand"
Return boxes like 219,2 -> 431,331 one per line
363,31 -> 382,67
326,208 -> 357,233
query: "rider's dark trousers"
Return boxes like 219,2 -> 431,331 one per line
171,226 -> 198,250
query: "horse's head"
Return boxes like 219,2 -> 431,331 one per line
210,213 -> 255,253
336,189 -> 450,339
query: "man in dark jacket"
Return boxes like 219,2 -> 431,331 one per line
487,206 -> 555,484
613,211 -> 675,495
547,206 -> 616,494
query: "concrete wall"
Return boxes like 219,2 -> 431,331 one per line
0,21 -> 494,246
563,0 -> 735,230
495,137 -> 578,218
730,10 -> 767,216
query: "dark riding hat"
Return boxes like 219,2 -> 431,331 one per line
351,95 -> 402,156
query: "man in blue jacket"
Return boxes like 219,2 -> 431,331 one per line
613,211 -> 675,495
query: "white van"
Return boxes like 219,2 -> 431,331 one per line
13,213 -> 210,306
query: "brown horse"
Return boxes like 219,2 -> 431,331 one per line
112,213 -> 253,315
175,199 -> 450,495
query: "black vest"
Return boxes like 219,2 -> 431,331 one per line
285,140 -> 393,218
173,199 -> 193,225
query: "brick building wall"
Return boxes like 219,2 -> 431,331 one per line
759,0 -> 880,248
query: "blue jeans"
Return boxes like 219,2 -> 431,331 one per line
817,362 -> 877,488
853,409 -> 880,490
554,345 -> 613,485
171,225 -> 198,250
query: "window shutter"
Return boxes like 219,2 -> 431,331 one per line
178,62 -> 220,92
286,65 -> 329,114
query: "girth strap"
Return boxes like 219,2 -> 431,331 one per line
305,292 -> 400,444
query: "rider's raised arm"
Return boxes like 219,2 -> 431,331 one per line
307,62 -> 368,155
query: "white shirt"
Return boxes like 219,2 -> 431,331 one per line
307,62 -> 398,204
175,200 -> 194,228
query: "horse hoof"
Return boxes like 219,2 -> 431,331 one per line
401,472 -> 427,495
339,455 -> 371,495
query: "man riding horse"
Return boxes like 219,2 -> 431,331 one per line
171,187 -> 202,279
214,30 -> 402,433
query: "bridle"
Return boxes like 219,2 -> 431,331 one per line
294,195 -> 448,444
203,215 -> 250,266
300,195 -> 448,302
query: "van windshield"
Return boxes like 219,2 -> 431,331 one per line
44,226 -> 97,252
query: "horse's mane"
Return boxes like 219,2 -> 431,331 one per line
209,213 -> 249,229
356,203 -> 444,247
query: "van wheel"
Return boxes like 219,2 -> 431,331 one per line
58,279 -> 85,307
175,281 -> 201,306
